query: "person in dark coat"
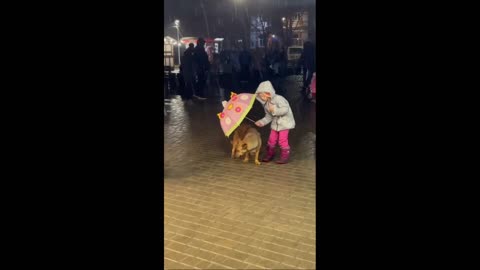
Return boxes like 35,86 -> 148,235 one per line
193,38 -> 210,100
252,47 -> 264,83
298,41 -> 316,90
182,43 -> 195,104
177,65 -> 185,97
239,47 -> 252,83
220,54 -> 233,99
279,47 -> 287,77
209,53 -> 221,97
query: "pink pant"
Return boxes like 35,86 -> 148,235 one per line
268,129 -> 290,150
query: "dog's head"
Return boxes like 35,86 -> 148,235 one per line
235,143 -> 249,158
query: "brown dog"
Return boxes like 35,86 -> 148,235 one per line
231,123 -> 250,158
231,123 -> 262,165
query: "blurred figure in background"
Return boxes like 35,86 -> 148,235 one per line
177,64 -> 185,97
219,54 -> 233,99
252,47 -> 264,84
230,46 -> 241,91
193,38 -> 209,100
209,53 -> 222,97
298,41 -> 315,93
181,43 -> 195,104
271,48 -> 281,77
279,47 -> 287,77
239,46 -> 252,89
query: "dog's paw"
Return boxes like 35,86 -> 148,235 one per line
255,160 -> 261,165
243,159 -> 249,163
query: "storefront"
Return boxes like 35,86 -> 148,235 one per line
180,37 -> 224,63
214,38 -> 224,54
164,36 -> 176,69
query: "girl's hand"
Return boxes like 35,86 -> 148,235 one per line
255,121 -> 263,127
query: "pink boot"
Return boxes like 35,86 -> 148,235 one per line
262,145 -> 276,162
275,148 -> 290,164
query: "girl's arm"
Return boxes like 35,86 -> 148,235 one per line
258,113 -> 273,126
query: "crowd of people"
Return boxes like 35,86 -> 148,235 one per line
176,38 -> 316,104
178,38 -> 210,104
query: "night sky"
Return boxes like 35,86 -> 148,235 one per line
164,0 -> 315,39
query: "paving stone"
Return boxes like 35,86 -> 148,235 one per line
296,243 -> 316,254
194,249 -> 217,261
207,261 -> 232,269
296,259 -> 316,269
295,250 -> 316,262
164,258 -> 188,270
210,254 -> 230,265
180,256 -> 201,268
281,255 -> 302,268
194,259 -> 212,269
222,258 -> 249,269
164,248 -> 189,262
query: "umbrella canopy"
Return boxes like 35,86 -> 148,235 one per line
218,92 -> 257,137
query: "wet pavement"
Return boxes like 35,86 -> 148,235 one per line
164,76 -> 316,269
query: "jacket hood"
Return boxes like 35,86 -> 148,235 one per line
255,81 -> 276,104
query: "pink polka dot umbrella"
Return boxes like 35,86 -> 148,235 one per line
218,92 -> 257,137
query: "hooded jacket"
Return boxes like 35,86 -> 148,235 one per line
255,81 -> 295,131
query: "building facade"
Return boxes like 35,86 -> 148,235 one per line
289,11 -> 308,46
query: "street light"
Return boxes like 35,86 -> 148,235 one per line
174,20 -> 181,66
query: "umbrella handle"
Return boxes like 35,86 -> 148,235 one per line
245,117 -> 256,123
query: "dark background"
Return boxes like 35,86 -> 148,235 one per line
4,1 -> 465,268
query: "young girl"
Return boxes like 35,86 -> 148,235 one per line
254,81 -> 295,164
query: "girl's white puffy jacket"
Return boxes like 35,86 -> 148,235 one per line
255,81 -> 295,131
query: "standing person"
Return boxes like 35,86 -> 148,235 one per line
279,47 -> 287,77
252,47 -> 264,84
309,72 -> 316,103
220,55 -> 233,99
298,41 -> 315,92
265,48 -> 278,80
269,48 -> 282,94
209,53 -> 222,97
230,46 -> 241,91
254,80 -> 296,164
239,46 -> 252,85
177,64 -> 185,98
271,48 -> 281,76
182,43 -> 196,104
193,38 -> 210,100
264,49 -> 272,79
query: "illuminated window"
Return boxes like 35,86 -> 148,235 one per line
259,39 -> 265,47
